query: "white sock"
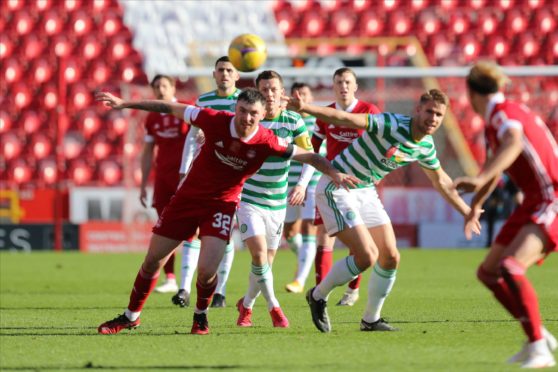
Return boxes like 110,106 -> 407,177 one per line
287,233 -> 302,254
252,263 -> 279,310
125,309 -> 141,322
179,239 -> 201,291
244,270 -> 261,309
215,242 -> 234,296
295,235 -> 316,286
314,256 -> 361,301
362,263 -> 397,323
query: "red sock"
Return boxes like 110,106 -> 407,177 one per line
128,265 -> 160,312
477,265 -> 521,318
163,252 -> 176,279
195,277 -> 217,311
348,274 -> 362,290
315,247 -> 333,285
500,256 -> 543,342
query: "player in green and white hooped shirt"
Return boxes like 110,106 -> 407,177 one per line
286,89 -> 482,333
236,71 -> 315,328
173,56 -> 241,309
283,83 -> 322,294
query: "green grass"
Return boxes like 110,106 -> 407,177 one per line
0,249 -> 556,371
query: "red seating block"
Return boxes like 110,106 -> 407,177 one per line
3,57 -> 24,84
99,159 -> 122,185
390,11 -> 412,35
42,9 -> 65,35
11,159 -> 33,185
71,10 -> 94,36
31,133 -> 53,160
22,34 -> 46,60
2,132 -> 23,160
12,83 -> 32,109
63,131 -> 85,159
14,10 -> 36,36
31,58 -> 53,84
41,84 -> 59,110
68,159 -> 92,185
78,109 -> 101,139
52,34 -> 74,58
332,10 -> 357,37
0,34 -> 14,59
0,111 -> 11,133
359,10 -> 384,36
101,13 -> 123,36
38,158 -> 58,184
21,111 -> 44,134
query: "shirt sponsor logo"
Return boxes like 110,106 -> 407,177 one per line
215,141 -> 224,148
330,132 -> 358,143
214,150 -> 248,171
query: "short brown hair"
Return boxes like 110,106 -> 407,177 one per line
150,74 -> 175,87
466,61 -> 510,95
291,82 -> 310,95
255,70 -> 283,87
333,67 -> 357,80
419,89 -> 449,106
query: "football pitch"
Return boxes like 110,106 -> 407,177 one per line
1,249 -> 556,371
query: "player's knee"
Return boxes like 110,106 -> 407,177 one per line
477,264 -> 497,287
355,249 -> 377,269
380,248 -> 399,268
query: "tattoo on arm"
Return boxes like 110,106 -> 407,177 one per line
128,101 -> 172,114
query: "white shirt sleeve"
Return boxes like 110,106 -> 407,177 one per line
183,106 -> 201,125
296,163 -> 315,188
179,126 -> 200,174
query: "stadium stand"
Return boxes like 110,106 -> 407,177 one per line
1,0 -> 556,188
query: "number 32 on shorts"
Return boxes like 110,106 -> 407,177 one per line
212,212 -> 232,236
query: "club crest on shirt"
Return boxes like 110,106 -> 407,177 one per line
384,145 -> 398,159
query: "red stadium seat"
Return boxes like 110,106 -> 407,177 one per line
92,0 -> 119,12
496,0 -> 514,10
517,33 -> 540,59
289,0 -> 313,12
63,59 -> 82,84
504,9 -> 528,35
301,13 -> 326,37
6,0 -> 25,11
101,13 -> 123,37
0,35 -> 14,59
470,0 -> 486,8
31,133 -> 53,160
63,131 -> 85,159
0,111 -> 11,133
42,10 -> 65,36
12,83 -> 32,109
379,0 -> 399,11
52,34 -> 74,58
78,109 -> 101,139
41,84 -> 58,110
36,0 -> 55,11
459,35 -> 481,61
2,133 -> 23,161
38,158 -> 58,185
478,10 -> 499,36
533,9 -> 556,34
527,0 -> 544,9
79,35 -> 103,60
11,159 -> 33,185
3,57 -> 24,84
487,35 -> 511,59
71,10 -> 93,36
91,136 -> 112,160
450,12 -> 471,35
390,11 -> 411,35
332,10 -> 356,37
31,58 -> 53,84
68,159 -> 92,185
118,61 -> 142,83
69,83 -> 92,111
411,0 -> 429,11
275,9 -> 297,36
64,0 -> 82,12
359,11 -> 384,36
352,0 -> 369,11
22,34 -> 46,60
418,10 -> 441,36
89,60 -> 111,85
107,112 -> 127,137
109,35 -> 131,61
316,42 -> 336,56
99,159 -> 122,185
320,0 -> 343,11
14,10 -> 36,36
22,111 -> 44,134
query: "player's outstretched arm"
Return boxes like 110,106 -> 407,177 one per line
95,91 -> 189,121
293,148 -> 360,190
423,167 -> 482,238
283,93 -> 368,129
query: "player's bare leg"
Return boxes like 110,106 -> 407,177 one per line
360,223 -> 399,331
307,224 -> 378,332
98,234 -> 181,334
190,235 -> 228,335
497,225 -> 556,368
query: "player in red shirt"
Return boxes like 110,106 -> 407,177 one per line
312,68 -> 380,306
456,61 -> 558,369
141,74 -> 189,294
95,88 -> 359,335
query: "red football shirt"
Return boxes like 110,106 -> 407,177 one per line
144,102 -> 190,208
176,107 -> 294,203
314,100 -> 380,159
485,93 -> 558,202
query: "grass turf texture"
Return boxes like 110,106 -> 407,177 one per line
0,249 -> 556,371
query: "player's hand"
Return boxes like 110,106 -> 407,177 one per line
288,185 -> 306,206
282,91 -> 305,112
463,207 -> 483,240
139,187 -> 148,208
454,176 -> 484,193
95,91 -> 126,109
330,172 -> 361,190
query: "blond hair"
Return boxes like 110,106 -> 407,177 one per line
419,89 -> 449,106
466,61 -> 510,95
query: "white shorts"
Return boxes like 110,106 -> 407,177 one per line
315,176 -> 390,236
285,187 -> 316,223
236,201 -> 286,250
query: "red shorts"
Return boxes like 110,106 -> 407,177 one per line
152,196 -> 237,242
313,206 -> 323,226
495,197 -> 558,253
152,180 -> 180,215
